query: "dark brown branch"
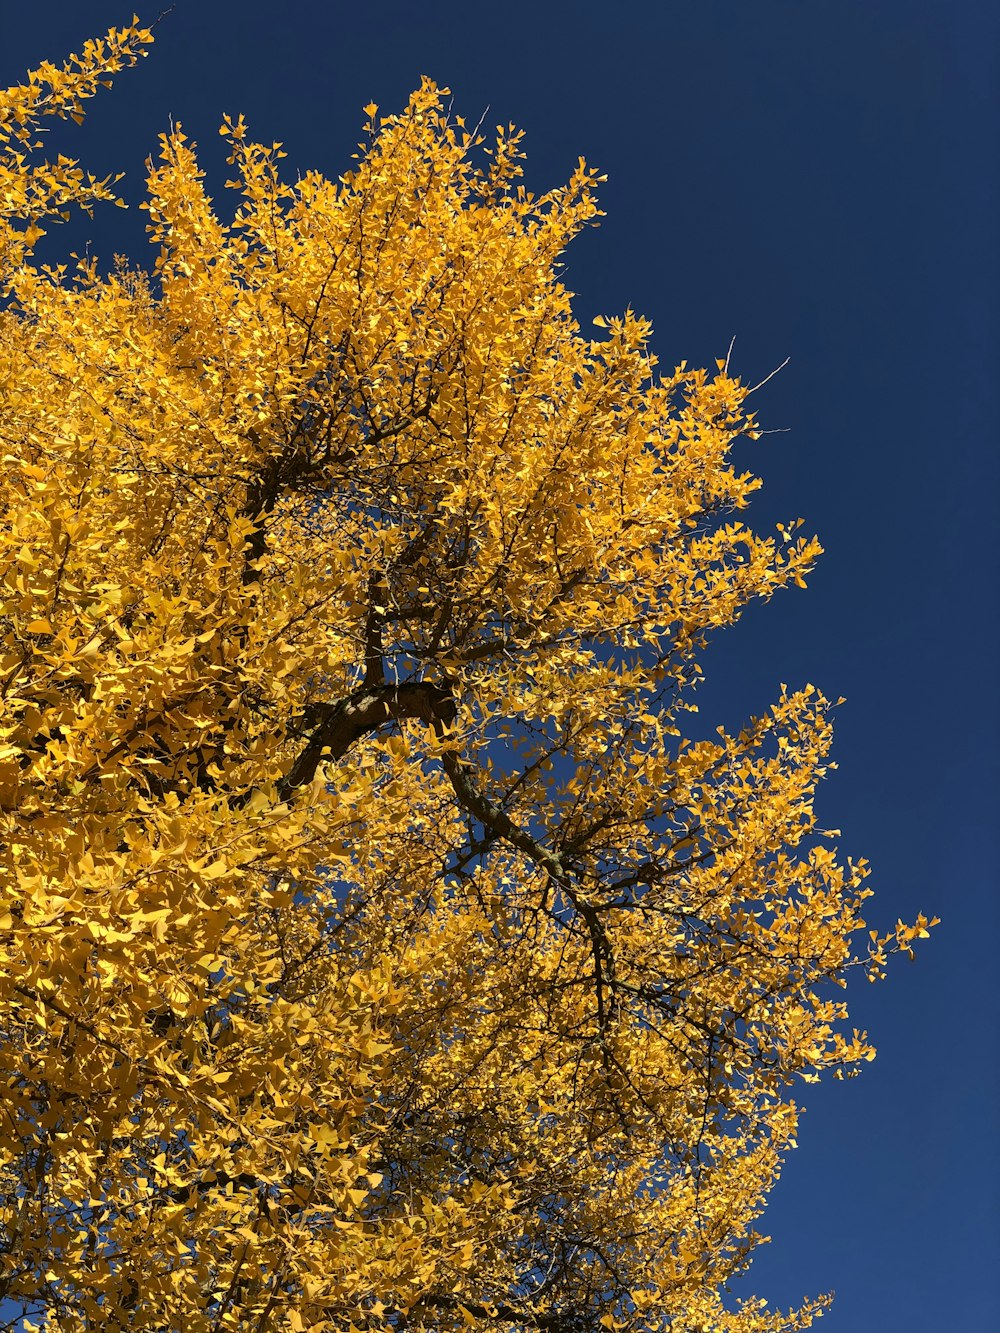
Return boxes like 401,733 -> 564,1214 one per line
362,572 -> 387,688
416,1293 -> 581,1331
276,680 -> 452,800
434,721 -> 615,1034
276,675 -> 616,1032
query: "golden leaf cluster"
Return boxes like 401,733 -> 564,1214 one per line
0,26 -> 934,1333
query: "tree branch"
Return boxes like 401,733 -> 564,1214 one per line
276,680 -> 453,800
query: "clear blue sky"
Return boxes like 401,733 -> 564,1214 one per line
3,2 -> 997,1328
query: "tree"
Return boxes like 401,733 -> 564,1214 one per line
0,24 -> 933,1333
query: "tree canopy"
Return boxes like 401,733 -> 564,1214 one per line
0,23 -> 933,1333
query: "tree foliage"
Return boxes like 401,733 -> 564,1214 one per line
0,25 -> 933,1333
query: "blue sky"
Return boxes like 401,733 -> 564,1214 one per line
2,2 -> 997,1328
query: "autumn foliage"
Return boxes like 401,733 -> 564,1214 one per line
0,23 -> 933,1333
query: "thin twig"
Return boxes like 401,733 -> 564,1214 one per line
744,356 -> 790,396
